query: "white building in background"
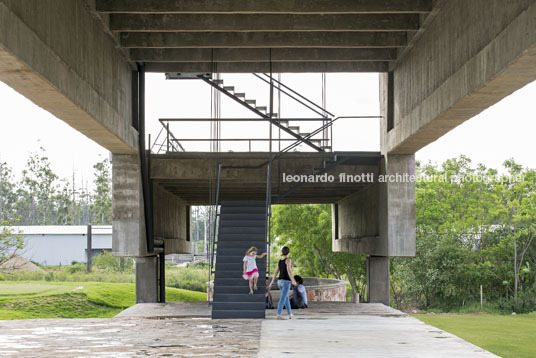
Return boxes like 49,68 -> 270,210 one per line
11,226 -> 112,266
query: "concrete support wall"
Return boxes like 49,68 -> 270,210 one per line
135,256 -> 158,303
332,184 -> 383,255
332,155 -> 415,257
153,184 -> 192,255
367,256 -> 390,305
112,154 -> 147,257
383,0 -> 536,154
0,0 -> 137,154
378,155 -> 416,257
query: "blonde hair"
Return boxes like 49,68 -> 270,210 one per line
245,246 -> 258,255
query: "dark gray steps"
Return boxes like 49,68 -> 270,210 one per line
214,286 -> 266,294
216,262 -> 266,271
220,213 -> 266,221
220,206 -> 266,214
215,277 -> 267,286
213,302 -> 265,311
216,247 -> 267,255
221,200 -> 265,207
213,200 -> 267,319
219,226 -> 265,234
218,233 -> 266,241
212,310 -> 265,319
217,255 -> 268,264
213,293 -> 265,302
220,220 -> 266,228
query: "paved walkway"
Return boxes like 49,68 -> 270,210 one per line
0,302 -> 498,357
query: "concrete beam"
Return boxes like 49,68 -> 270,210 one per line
130,48 -> 397,62
110,14 -> 420,32
383,0 -> 536,154
0,1 -> 138,154
97,0 -> 432,14
145,61 -> 388,73
121,32 -> 407,48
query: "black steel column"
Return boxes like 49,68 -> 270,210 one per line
159,250 -> 165,303
137,63 -> 154,254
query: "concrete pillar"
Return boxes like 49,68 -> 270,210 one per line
136,256 -> 158,303
367,256 -> 390,305
112,154 -> 148,257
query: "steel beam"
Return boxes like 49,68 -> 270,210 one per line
110,14 -> 420,32
96,0 -> 433,14
121,32 -> 407,48
130,48 -> 397,62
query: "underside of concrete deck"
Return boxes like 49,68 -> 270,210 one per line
0,302 -> 497,357
151,151 -> 382,205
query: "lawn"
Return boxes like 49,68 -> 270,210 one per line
415,312 -> 536,358
0,281 -> 206,320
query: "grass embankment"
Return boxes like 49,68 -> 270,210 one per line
415,313 -> 536,358
0,281 -> 206,320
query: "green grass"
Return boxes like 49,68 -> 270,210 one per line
0,281 -> 206,320
415,312 -> 536,358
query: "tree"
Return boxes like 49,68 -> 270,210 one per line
91,158 -> 112,225
0,221 -> 24,267
0,162 -> 17,222
271,204 -> 366,302
93,250 -> 133,272
15,147 -> 59,225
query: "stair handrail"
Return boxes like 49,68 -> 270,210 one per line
208,163 -> 222,305
265,161 -> 272,277
253,73 -> 334,118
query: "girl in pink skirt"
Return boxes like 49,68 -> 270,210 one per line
242,246 -> 267,294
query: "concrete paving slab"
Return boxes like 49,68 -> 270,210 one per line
0,317 -> 260,357
258,315 -> 498,358
114,301 -> 211,319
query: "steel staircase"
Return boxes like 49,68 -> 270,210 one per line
199,75 -> 325,152
212,200 -> 267,319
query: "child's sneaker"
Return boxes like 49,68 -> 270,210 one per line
249,291 -> 254,295
254,285 -> 258,291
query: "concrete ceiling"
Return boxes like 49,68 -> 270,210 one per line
91,0 -> 436,73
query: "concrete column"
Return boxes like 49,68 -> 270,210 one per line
136,256 -> 158,303
367,256 -> 390,305
112,154 -> 147,257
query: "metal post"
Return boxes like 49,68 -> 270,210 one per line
86,224 -> 92,273
480,285 -> 483,309
269,51 -> 273,154
159,250 -> 165,303
166,122 -> 170,153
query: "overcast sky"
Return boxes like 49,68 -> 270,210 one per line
1,74 -> 535,188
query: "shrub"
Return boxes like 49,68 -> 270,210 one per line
166,266 -> 208,292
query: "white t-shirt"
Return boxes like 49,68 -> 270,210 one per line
243,255 -> 257,272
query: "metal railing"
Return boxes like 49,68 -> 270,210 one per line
208,163 -> 222,305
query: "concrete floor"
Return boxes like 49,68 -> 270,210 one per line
0,303 -> 498,357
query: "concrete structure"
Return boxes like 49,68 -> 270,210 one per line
1,0 -> 535,308
7,226 -> 112,266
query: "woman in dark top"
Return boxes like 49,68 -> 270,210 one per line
269,246 -> 297,319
